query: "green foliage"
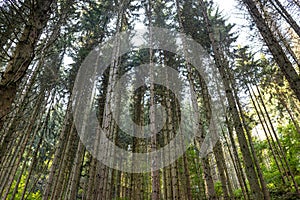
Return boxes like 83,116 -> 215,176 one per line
7,173 -> 42,200
253,122 -> 300,199
278,122 -> 300,174
214,181 -> 223,197
233,188 -> 244,199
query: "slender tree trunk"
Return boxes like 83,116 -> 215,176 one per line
164,69 -> 175,200
175,1 -> 217,198
198,0 -> 264,198
274,24 -> 300,66
229,71 -> 270,200
67,142 -> 85,200
146,1 -> 160,199
242,0 -> 300,100
51,124 -> 78,200
222,123 -> 249,200
213,142 -> 230,199
19,108 -> 51,200
291,0 -> 300,8
10,154 -> 30,200
275,87 -> 300,135
192,143 -> 206,200
1,92 -> 48,199
0,0 -> 55,129
248,85 -> 287,185
255,84 -> 300,195
182,153 -> 193,200
42,101 -> 73,200
269,0 -> 300,37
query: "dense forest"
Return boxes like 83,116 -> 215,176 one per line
0,0 -> 299,199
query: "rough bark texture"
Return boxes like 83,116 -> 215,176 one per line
0,0 -> 55,129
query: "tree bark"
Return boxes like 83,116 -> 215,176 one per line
269,0 -> 300,37
242,0 -> 300,101
255,84 -> 300,195
0,0 -> 55,129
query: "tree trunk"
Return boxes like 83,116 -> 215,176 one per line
255,84 -> 300,195
247,84 -> 287,185
213,142 -> 230,199
223,118 -> 250,200
242,0 -> 300,101
0,0 -> 55,129
42,101 -> 73,200
67,142 -> 85,200
198,0 -> 264,198
269,0 -> 300,37
230,70 -> 270,200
